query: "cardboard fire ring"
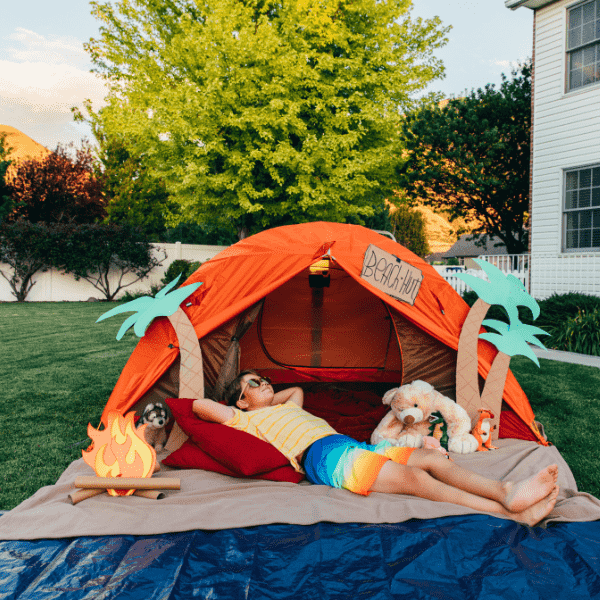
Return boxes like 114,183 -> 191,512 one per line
70,411 -> 180,504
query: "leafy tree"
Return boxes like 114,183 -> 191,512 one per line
0,219 -> 58,301
396,62 -> 532,255
159,221 -> 238,245
52,223 -> 166,301
93,135 -> 178,238
6,141 -> 107,225
389,202 -> 430,257
345,196 -> 394,236
83,0 -> 450,240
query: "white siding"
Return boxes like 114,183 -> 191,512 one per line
530,0 -> 600,297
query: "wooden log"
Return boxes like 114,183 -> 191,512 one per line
69,488 -> 166,505
74,476 -> 180,490
69,488 -> 106,505
133,489 -> 165,500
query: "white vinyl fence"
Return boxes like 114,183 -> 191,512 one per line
439,254 -> 530,296
0,242 -> 228,302
440,253 -> 600,300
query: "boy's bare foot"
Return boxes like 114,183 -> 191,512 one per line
509,485 -> 559,527
502,464 -> 558,513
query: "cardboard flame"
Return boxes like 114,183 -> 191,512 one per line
82,411 -> 156,496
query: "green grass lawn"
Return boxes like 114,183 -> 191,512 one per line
1,302 -> 600,512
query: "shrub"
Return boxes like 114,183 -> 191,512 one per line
535,292 -> 600,331
549,308 -> 600,356
161,259 -> 202,287
119,259 -> 202,302
119,283 -> 163,303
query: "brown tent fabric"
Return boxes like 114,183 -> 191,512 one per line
103,222 -> 548,445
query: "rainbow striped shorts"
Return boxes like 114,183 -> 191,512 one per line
302,434 -> 416,496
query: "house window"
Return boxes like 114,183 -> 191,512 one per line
564,165 -> 600,250
567,0 -> 600,90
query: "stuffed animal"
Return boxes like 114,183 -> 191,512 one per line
471,409 -> 500,451
370,380 -> 479,454
136,402 -> 170,453
427,411 -> 449,451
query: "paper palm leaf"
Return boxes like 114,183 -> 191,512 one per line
480,319 -> 549,367
456,259 -> 540,323
96,274 -> 203,339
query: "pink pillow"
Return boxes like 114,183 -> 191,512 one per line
163,398 -> 302,478
161,439 -> 304,483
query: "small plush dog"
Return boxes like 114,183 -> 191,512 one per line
136,402 -> 170,453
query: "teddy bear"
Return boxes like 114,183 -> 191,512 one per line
370,380 -> 479,454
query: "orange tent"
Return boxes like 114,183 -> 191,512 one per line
101,221 -> 548,445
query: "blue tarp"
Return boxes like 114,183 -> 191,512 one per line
2,512 -> 600,600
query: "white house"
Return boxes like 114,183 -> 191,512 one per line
506,0 -> 600,299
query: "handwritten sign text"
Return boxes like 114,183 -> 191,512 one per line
360,244 -> 423,305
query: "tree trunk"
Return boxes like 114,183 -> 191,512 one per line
164,306 -> 204,453
455,298 -> 490,427
478,350 -> 511,440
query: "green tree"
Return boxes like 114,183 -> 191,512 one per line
52,223 -> 166,301
83,0 -> 450,239
389,202 -> 430,257
0,219 -> 58,301
93,135 -> 177,238
396,62 -> 532,255
160,222 -> 238,245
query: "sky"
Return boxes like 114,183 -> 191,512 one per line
0,1 -> 534,152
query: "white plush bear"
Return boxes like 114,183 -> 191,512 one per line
371,380 -> 478,454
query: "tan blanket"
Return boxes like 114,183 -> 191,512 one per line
1,439 -> 599,541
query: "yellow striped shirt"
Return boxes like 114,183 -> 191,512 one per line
223,401 -> 338,473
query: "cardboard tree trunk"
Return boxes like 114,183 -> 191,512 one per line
455,298 -> 491,429
164,307 -> 203,453
478,351 -> 511,440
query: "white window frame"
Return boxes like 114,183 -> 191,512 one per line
566,0 -> 600,92
562,163 -> 600,252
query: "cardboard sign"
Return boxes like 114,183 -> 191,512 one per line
360,244 -> 423,305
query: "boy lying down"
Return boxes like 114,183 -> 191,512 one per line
192,370 -> 559,527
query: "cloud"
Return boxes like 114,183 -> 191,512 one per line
0,28 -> 107,148
7,28 -> 90,68
0,59 -> 106,114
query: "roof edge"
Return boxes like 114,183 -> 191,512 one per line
505,0 -> 560,10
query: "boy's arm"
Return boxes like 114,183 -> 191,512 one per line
273,386 -> 304,408
192,399 -> 235,423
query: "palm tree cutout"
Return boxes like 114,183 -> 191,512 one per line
454,259 -> 546,438
478,318 -> 548,413
96,274 -> 204,452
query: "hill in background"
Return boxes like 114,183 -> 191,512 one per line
1,125 -> 51,163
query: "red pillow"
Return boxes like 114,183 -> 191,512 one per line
161,439 -> 304,483
163,398 -> 301,478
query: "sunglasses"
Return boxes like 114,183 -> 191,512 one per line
245,376 -> 272,389
238,376 -> 272,405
